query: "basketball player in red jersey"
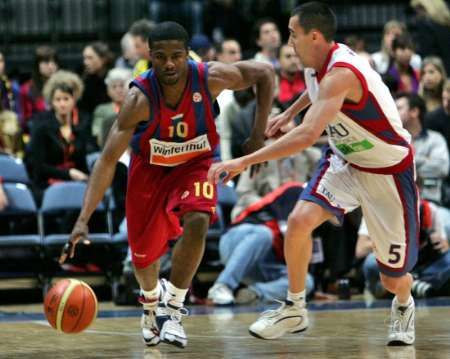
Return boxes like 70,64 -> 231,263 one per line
59,22 -> 274,348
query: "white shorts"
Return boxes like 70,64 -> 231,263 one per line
301,148 -> 419,277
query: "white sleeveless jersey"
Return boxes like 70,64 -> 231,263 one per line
304,43 -> 413,174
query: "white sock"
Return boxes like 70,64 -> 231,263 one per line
166,281 -> 188,308
396,295 -> 413,307
141,283 -> 160,309
287,290 -> 306,304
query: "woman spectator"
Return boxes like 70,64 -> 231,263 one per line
19,46 -> 59,132
371,20 -> 421,75
411,0 -> 450,74
92,68 -> 132,147
28,71 -> 89,202
78,42 -> 114,115
383,33 -> 420,94
419,56 -> 447,112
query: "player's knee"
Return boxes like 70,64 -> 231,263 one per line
287,207 -> 316,233
183,212 -> 210,238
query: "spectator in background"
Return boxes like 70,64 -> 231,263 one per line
0,178 -> 7,211
383,33 -> 420,94
115,32 -> 138,71
78,42 -> 114,115
410,0 -> 450,74
277,43 -> 305,109
19,46 -> 59,132
253,18 -> 281,70
371,20 -> 421,75
0,51 -> 20,115
129,19 -> 155,77
419,56 -> 447,112
190,34 -> 216,62
0,52 -> 23,158
28,71 -> 89,202
215,38 -> 242,161
396,92 -> 449,204
207,148 -> 319,305
92,68 -> 132,147
426,78 -> 450,153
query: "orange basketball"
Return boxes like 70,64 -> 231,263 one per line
44,279 -> 98,334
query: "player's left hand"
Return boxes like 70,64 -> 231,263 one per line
242,136 -> 266,177
208,158 -> 247,184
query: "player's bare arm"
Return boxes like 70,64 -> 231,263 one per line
266,90 -> 311,138
59,88 -> 150,263
208,67 -> 361,184
208,61 -> 275,151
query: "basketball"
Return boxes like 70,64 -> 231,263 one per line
44,279 -> 98,334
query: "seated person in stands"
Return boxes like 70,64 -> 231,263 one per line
357,199 -> 450,298
92,68 -> 132,148
27,70 -> 89,202
207,146 -> 320,305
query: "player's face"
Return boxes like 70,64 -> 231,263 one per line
151,41 -> 189,86
288,16 -> 311,68
52,89 -> 75,117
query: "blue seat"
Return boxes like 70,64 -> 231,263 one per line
0,183 -> 42,284
39,182 -> 123,286
0,155 -> 30,184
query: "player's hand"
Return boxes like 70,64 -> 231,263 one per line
59,220 -> 90,264
265,111 -> 294,138
208,158 -> 247,184
430,231 -> 449,253
242,136 -> 266,177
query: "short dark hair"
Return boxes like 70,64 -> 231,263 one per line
149,21 -> 189,50
129,19 -> 155,40
252,18 -> 277,43
396,92 -> 427,124
291,2 -> 337,42
392,33 -> 414,51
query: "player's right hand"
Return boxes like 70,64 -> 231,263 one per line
59,220 -> 90,264
265,111 -> 294,138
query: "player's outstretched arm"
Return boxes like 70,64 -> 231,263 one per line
208,61 -> 275,152
59,87 -> 149,263
208,67 -> 359,184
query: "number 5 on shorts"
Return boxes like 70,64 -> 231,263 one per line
194,181 -> 214,199
388,244 -> 402,264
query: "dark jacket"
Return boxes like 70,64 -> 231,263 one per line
28,110 -> 89,194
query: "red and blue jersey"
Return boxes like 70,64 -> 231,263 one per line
129,60 -> 220,166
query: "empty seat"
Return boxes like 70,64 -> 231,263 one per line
0,155 -> 30,184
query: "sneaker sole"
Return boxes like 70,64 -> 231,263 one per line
143,338 -> 160,347
248,326 -> 308,340
162,338 -> 187,348
387,340 -> 414,346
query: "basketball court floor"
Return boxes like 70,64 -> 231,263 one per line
1,298 -> 450,358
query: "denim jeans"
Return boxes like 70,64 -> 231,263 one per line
218,223 -> 314,301
363,250 -> 450,294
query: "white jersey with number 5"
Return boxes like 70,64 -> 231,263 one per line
304,43 -> 412,174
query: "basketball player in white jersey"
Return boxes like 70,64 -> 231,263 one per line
208,2 -> 417,345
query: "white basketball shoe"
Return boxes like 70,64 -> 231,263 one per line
156,278 -> 189,348
387,297 -> 415,346
249,300 -> 309,339
139,296 -> 160,347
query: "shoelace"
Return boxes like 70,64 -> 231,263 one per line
167,305 -> 189,322
260,300 -> 289,319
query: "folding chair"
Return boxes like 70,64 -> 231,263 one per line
39,182 -> 119,290
0,155 -> 30,184
0,183 -> 42,289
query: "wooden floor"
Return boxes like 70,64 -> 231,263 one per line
1,300 -> 450,358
